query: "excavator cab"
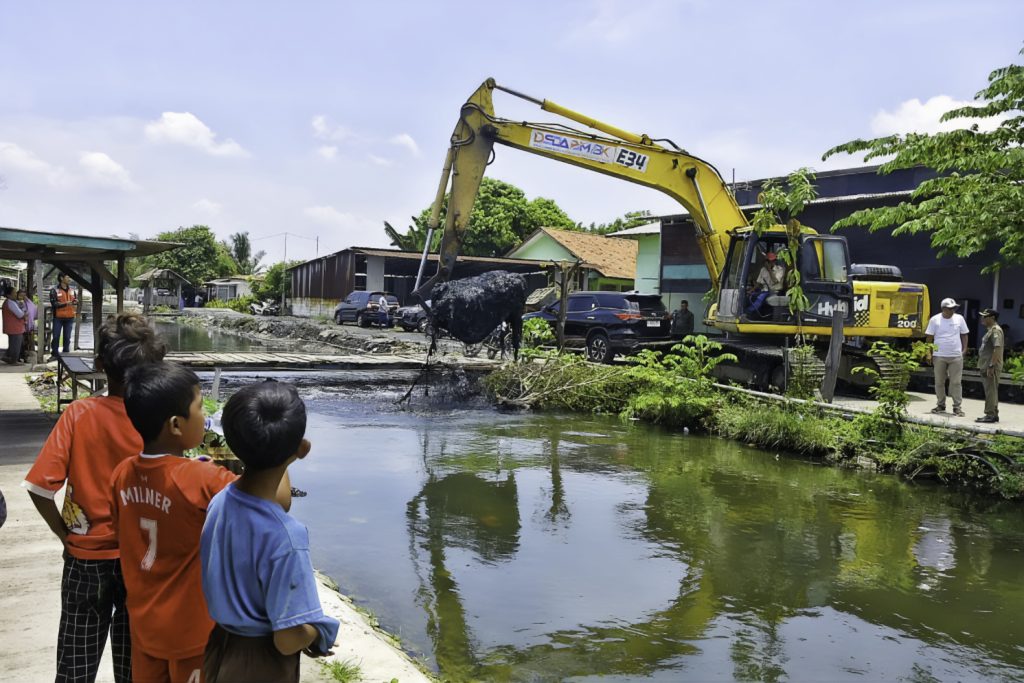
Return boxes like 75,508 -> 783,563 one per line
716,230 -> 854,328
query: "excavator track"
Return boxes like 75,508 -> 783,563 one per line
865,349 -> 911,391
785,347 -> 826,393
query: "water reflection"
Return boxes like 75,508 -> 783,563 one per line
288,388 -> 1024,682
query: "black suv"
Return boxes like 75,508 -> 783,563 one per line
523,291 -> 671,363
334,291 -> 399,327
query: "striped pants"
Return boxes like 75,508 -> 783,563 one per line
56,555 -> 132,683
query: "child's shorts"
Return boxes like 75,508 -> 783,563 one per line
133,646 -> 203,683
204,624 -> 299,683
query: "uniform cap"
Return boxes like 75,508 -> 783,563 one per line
979,308 -> 999,319
940,297 -> 959,309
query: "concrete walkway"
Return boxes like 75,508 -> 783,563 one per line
0,361 -> 431,683
831,390 -> 1024,436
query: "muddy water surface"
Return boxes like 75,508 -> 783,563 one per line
283,385 -> 1024,682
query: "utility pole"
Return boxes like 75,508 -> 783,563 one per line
281,233 -> 287,314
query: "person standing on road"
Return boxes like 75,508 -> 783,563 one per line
976,308 -> 1004,424
671,299 -> 694,340
49,272 -> 77,361
378,294 -> 390,327
22,294 -> 38,363
925,297 -> 969,416
3,288 -> 27,365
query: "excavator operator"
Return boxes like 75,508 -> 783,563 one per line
746,250 -> 786,318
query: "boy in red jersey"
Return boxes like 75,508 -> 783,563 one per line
24,313 -> 166,683
112,361 -> 237,683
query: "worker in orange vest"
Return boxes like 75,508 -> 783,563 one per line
49,272 -> 77,361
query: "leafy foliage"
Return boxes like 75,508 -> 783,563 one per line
482,351 -> 635,412
750,168 -> 818,317
252,260 -> 302,300
577,209 -> 655,235
223,294 -> 258,313
852,341 -> 931,439
142,225 -> 235,286
227,232 -> 265,275
385,178 -> 576,256
621,336 -> 737,427
823,48 -> 1024,268
521,317 -> 555,351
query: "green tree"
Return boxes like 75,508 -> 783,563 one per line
142,225 -> 235,286
579,209 -> 655,235
227,232 -> 266,275
385,178 -> 576,256
823,48 -> 1024,269
252,260 -> 302,300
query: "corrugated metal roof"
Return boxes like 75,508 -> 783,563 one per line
607,221 -> 661,237
664,190 -> 914,221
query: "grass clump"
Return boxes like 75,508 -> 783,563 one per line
319,659 -> 362,683
717,401 -> 850,458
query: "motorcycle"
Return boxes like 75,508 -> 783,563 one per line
249,300 -> 281,316
462,322 -> 515,360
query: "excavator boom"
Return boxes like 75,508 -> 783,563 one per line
413,79 -> 749,302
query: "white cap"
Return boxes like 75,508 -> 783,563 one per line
940,297 -> 959,309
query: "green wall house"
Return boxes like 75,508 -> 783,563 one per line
507,228 -> 636,291
610,222 -> 713,334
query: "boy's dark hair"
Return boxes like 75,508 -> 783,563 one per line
222,381 -> 306,470
96,313 -> 167,384
124,362 -> 200,443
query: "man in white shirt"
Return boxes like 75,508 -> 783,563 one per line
925,297 -> 969,416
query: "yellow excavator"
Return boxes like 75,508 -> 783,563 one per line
414,78 -> 929,388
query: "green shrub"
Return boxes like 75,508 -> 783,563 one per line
223,294 -> 258,314
717,402 -> 849,457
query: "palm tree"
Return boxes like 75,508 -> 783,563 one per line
228,232 -> 266,275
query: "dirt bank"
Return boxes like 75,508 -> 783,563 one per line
178,309 -> 453,357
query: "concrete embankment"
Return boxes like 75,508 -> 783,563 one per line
0,365 -> 433,683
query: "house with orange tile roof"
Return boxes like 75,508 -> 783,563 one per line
506,227 -> 637,292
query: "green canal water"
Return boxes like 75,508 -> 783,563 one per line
282,386 -> 1024,682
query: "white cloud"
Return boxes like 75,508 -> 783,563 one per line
78,151 -> 137,190
311,115 -> 353,142
0,141 -> 71,186
870,95 -> 1003,136
566,0 -> 690,45
303,205 -> 357,227
388,133 -> 420,156
316,145 -> 338,160
192,198 -> 222,216
144,112 -> 248,157
367,154 -> 393,167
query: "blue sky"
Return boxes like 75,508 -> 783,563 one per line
1,0 -> 1021,264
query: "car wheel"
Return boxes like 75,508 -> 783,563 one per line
586,332 -> 613,364
335,313 -> 343,325
356,312 -> 368,328
417,318 -> 428,333
486,347 -> 498,360
463,343 -> 482,358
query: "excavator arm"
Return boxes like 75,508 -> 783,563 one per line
413,78 -> 751,303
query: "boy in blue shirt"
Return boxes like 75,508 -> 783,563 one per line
200,381 -> 339,682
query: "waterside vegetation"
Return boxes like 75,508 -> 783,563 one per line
483,337 -> 1024,500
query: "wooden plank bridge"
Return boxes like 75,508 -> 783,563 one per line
163,351 -> 501,371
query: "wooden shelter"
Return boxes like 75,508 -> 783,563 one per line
0,226 -> 180,365
135,268 -> 190,313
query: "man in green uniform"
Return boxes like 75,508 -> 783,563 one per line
975,308 -> 1004,424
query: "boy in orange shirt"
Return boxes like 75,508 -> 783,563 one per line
24,312 -> 166,683
111,361 -> 238,683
